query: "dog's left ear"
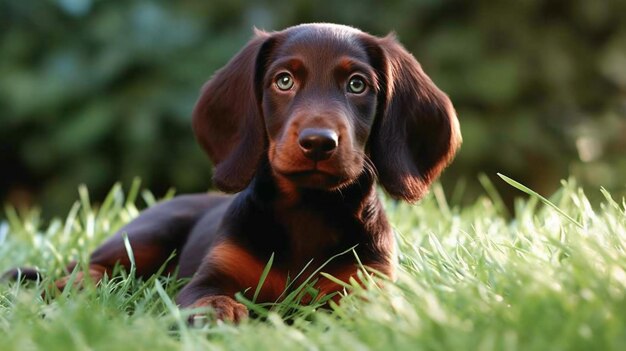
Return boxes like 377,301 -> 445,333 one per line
192,29 -> 275,192
366,34 -> 461,202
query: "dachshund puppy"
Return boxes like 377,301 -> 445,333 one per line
6,23 -> 461,322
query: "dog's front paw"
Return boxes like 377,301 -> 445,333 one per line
188,295 -> 248,325
50,265 -> 105,295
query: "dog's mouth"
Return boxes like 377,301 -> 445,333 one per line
273,168 -> 348,190
269,146 -> 365,190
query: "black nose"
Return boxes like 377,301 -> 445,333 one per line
298,128 -> 339,161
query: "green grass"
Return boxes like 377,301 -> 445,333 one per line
1,177 -> 626,351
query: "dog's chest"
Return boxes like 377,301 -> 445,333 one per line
276,207 -> 353,269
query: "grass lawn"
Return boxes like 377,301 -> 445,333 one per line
1,176 -> 625,351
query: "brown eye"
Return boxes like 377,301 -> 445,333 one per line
275,73 -> 294,91
347,75 -> 366,94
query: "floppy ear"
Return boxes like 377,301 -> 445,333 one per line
192,30 -> 274,192
369,34 -> 461,202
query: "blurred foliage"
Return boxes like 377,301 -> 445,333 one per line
1,0 -> 625,215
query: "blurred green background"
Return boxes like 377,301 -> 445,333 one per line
1,0 -> 625,216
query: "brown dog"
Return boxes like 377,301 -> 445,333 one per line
6,23 -> 461,322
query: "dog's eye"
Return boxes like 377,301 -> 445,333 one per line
347,76 -> 367,94
275,73 -> 294,91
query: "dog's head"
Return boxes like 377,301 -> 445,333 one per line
193,23 -> 461,202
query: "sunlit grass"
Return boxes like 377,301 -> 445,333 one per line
1,176 -> 625,350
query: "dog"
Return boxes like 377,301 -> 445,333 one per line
5,23 -> 461,323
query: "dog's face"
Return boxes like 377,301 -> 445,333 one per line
261,26 -> 379,190
193,24 -> 461,202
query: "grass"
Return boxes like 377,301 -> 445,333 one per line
1,176 -> 625,351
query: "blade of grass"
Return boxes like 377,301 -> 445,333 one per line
479,173 -> 510,217
78,184 -> 92,219
154,279 -> 188,335
450,177 -> 467,208
98,182 -> 122,219
498,173 -> 583,229
125,177 -> 142,208
120,232 -> 137,292
253,252 -> 274,303
432,182 -> 451,217
319,272 -> 351,290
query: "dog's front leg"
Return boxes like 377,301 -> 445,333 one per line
312,261 -> 395,304
176,239 -> 285,323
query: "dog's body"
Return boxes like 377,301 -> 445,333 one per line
6,23 -> 461,322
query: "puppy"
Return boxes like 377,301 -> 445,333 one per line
5,23 -> 461,323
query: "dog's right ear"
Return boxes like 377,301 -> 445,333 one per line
192,30 -> 275,193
